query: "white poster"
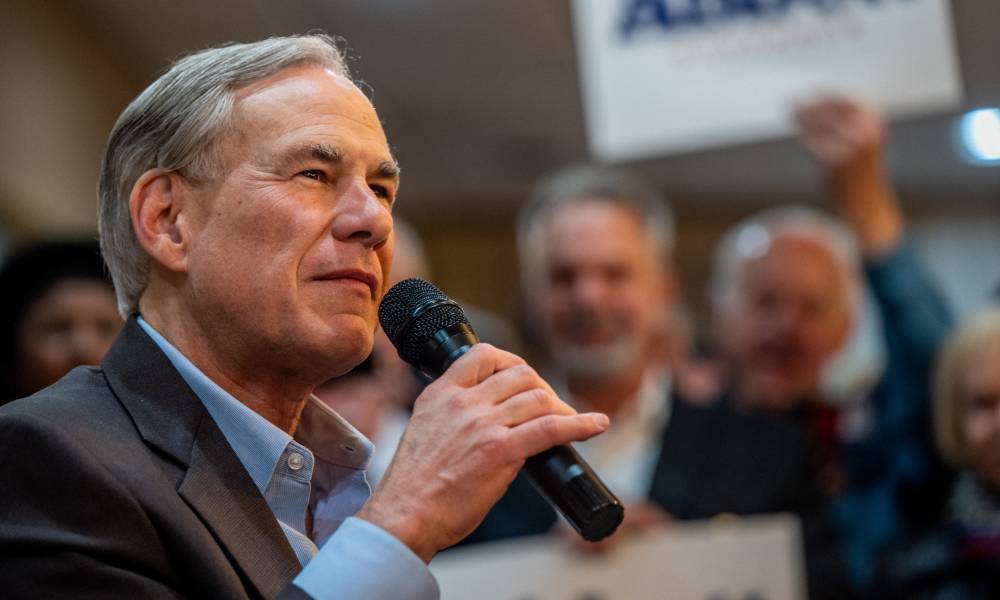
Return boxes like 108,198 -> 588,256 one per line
431,514 -> 806,600
572,0 -> 964,160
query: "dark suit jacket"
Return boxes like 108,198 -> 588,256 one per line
0,318 -> 311,599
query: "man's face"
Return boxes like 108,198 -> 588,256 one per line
960,346 -> 1000,493
720,235 -> 853,410
179,66 -> 397,379
530,201 -> 668,380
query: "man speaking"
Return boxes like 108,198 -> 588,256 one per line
0,34 -> 609,599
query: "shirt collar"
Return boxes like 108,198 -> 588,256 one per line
297,397 -> 373,469
135,316 -> 373,493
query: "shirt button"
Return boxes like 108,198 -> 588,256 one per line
287,452 -> 305,471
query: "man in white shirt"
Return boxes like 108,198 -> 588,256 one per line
466,166 -> 827,558
516,166 -> 678,518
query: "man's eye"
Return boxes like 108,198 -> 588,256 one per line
299,170 -> 325,182
370,184 -> 390,199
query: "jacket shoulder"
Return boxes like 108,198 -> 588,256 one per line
1,365 -> 128,431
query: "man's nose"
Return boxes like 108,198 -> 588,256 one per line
331,177 -> 392,249
766,303 -> 797,333
570,275 -> 611,308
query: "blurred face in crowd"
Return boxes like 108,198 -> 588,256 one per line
17,278 -> 122,395
959,345 -> 1000,492
171,65 -> 397,380
719,234 -> 853,411
529,200 -> 669,381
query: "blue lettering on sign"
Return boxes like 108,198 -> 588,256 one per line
619,0 -> 898,38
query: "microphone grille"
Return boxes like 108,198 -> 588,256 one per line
379,278 -> 470,366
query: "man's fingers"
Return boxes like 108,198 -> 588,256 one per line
496,388 -> 576,427
508,413 -> 609,459
440,343 -> 525,387
469,363 -> 555,406
796,107 -> 868,167
795,98 -> 883,147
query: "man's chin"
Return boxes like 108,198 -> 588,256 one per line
742,372 -> 815,411
296,313 -> 374,369
308,305 -> 375,334
554,343 -> 639,380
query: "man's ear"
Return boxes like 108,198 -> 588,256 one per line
129,169 -> 194,273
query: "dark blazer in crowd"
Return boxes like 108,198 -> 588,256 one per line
0,318 -> 309,599
465,395 -> 851,600
873,474 -> 1000,599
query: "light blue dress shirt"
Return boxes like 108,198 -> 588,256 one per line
137,317 -> 438,599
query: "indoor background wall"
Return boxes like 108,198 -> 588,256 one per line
0,0 -> 138,241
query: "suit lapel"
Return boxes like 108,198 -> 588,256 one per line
646,397 -> 681,509
647,395 -> 711,517
104,317 -> 301,599
179,410 -> 303,599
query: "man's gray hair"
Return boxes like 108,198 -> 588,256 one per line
516,164 -> 675,286
709,205 -> 862,313
98,34 -> 350,317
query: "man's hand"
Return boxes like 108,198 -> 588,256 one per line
793,96 -> 904,258
794,96 -> 886,173
355,344 -> 610,563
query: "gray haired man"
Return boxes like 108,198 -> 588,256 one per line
466,165 -> 829,577
0,34 -> 608,599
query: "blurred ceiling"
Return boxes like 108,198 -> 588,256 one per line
12,0 -> 1000,230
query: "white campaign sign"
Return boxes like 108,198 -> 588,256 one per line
431,514 -> 806,600
572,0 -> 963,160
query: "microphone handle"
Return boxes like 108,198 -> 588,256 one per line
523,446 -> 624,542
421,324 -> 624,542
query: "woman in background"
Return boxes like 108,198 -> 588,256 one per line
0,240 -> 121,405
877,309 -> 1000,598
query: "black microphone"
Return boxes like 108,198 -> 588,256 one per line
379,278 -> 624,542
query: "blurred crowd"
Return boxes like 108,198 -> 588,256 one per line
3,97 -> 999,598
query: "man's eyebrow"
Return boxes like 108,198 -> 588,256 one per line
308,143 -> 343,163
277,143 -> 399,183
374,159 -> 401,183
274,142 -> 343,170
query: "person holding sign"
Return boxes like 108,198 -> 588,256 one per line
464,165 -> 846,598
709,96 -> 953,587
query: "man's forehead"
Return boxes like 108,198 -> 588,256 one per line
225,65 -> 395,165
232,66 -> 383,134
234,65 -> 363,106
758,235 -> 843,270
544,201 -> 654,254
546,200 -> 641,235
743,236 -> 854,299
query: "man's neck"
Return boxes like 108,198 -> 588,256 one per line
140,297 -> 313,435
565,365 -> 648,419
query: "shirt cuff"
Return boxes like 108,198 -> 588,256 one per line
293,516 -> 439,600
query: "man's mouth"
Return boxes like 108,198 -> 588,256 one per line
315,269 -> 379,299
